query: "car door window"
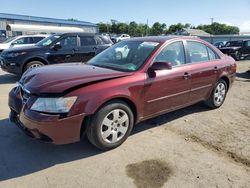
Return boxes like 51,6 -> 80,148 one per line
154,41 -> 186,66
187,41 -> 209,63
14,37 -> 31,45
58,36 -> 77,49
33,37 -> 44,43
207,47 -> 219,60
246,41 -> 250,47
80,36 -> 96,46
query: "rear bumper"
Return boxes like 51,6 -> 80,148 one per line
8,88 -> 85,145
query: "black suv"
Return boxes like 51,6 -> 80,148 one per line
220,40 -> 250,61
0,33 -> 113,75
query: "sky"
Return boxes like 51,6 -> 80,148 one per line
0,0 -> 250,32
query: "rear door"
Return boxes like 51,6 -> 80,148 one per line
143,41 -> 191,118
186,40 -> 220,103
77,35 -> 97,63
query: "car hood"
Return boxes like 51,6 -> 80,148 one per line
3,45 -> 45,53
220,46 -> 241,51
19,63 -> 133,94
0,43 -> 9,50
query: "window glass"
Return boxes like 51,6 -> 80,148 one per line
88,41 -> 159,72
33,37 -> 44,43
80,36 -> 96,46
246,41 -> 250,47
207,47 -> 219,60
58,36 -> 77,48
154,41 -> 185,66
187,41 -> 209,63
14,37 -> 31,44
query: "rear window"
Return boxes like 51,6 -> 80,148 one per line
80,36 -> 96,46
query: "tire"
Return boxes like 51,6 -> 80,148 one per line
87,100 -> 134,150
234,51 -> 241,61
205,79 -> 228,109
24,61 -> 44,73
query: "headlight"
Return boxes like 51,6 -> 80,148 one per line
31,96 -> 77,113
5,52 -> 26,58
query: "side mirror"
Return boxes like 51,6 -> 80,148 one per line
11,42 -> 17,46
150,61 -> 172,71
52,43 -> 62,50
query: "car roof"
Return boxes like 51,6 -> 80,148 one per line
15,34 -> 49,38
128,35 -> 203,43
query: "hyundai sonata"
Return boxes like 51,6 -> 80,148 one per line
9,36 -> 236,150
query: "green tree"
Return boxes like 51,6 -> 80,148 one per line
167,23 -> 185,34
196,22 -> 239,35
150,22 -> 166,35
128,21 -> 138,36
67,18 -> 78,21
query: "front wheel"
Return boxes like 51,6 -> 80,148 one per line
205,80 -> 227,109
24,61 -> 44,73
234,51 -> 241,61
87,100 -> 134,150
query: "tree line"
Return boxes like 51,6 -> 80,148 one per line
98,21 -> 240,36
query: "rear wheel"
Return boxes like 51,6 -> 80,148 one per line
24,61 -> 44,73
205,79 -> 227,108
87,100 -> 134,150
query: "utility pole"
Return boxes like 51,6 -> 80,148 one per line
146,18 -> 149,36
210,18 -> 214,25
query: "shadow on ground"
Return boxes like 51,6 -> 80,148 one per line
236,71 -> 250,81
0,73 -> 19,84
0,103 -> 210,181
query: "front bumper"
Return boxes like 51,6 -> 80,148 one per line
0,57 -> 22,75
8,87 -> 85,145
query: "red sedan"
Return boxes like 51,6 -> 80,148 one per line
9,36 -> 236,150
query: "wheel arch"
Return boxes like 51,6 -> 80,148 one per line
22,57 -> 49,73
219,75 -> 230,91
80,96 -> 139,138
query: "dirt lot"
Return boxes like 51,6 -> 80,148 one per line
0,61 -> 250,188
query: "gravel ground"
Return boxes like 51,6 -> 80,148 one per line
0,61 -> 249,188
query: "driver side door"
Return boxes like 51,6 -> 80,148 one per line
143,41 -> 191,118
47,36 -> 79,64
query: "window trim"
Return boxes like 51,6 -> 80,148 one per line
79,35 -> 97,47
56,35 -> 78,49
151,40 -> 187,68
185,40 -> 221,65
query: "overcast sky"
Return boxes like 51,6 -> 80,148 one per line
0,0 -> 250,31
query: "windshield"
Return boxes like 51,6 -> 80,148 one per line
36,35 -> 61,46
225,41 -> 243,47
88,40 -> 159,72
2,37 -> 16,44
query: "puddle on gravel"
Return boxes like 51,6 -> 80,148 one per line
126,159 -> 172,188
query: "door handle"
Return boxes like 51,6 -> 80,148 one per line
183,72 -> 191,79
66,54 -> 71,58
214,66 -> 218,72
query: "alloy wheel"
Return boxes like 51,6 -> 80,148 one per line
213,83 -> 226,106
100,109 -> 129,144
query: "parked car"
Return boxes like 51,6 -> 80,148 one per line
220,40 -> 250,61
0,34 -> 48,53
111,34 -> 130,43
9,36 -> 236,150
0,33 -> 112,76
213,41 -> 227,49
